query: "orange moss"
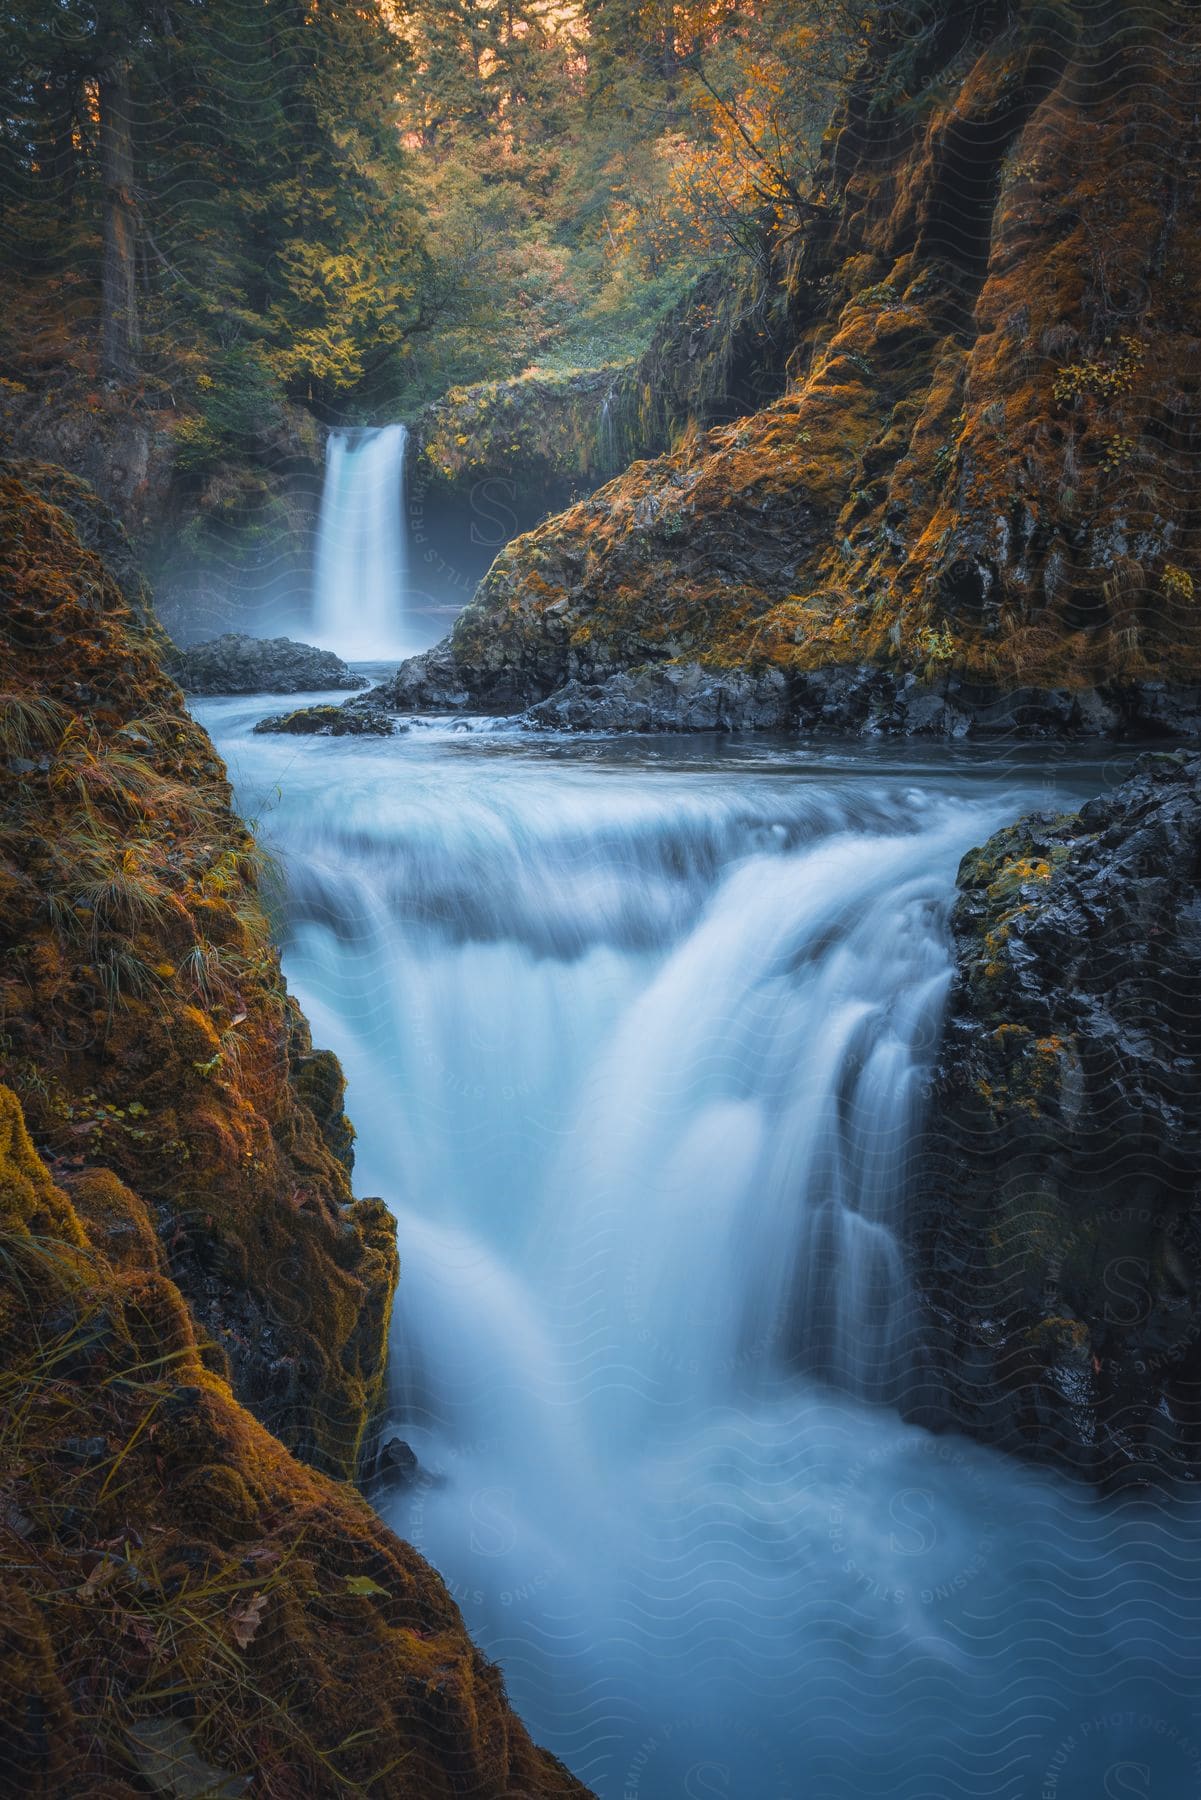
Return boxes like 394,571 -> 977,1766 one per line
448,14 -> 1201,698
0,1085 -> 589,1798
0,468 -> 395,1479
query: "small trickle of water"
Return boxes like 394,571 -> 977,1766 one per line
311,424 -> 410,659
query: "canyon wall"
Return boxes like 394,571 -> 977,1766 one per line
401,2 -> 1201,733
0,462 -> 592,1795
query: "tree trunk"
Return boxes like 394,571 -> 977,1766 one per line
99,56 -> 139,379
39,79 -> 77,228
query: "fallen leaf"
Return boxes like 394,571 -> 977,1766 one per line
79,1556 -> 120,1600
229,1590 -> 267,1649
344,1574 -> 388,1598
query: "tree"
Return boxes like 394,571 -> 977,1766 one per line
98,50 -> 139,377
0,0 -> 428,410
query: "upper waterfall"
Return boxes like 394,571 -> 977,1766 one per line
312,423 -> 411,659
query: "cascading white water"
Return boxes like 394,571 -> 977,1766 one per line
311,424 -> 411,658
195,700 -> 1201,1800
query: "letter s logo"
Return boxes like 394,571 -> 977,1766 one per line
470,1486 -> 516,1557
1104,1763 -> 1152,1799
889,1487 -> 937,1557
1104,1257 -> 1153,1327
684,1762 -> 731,1798
470,477 -> 519,550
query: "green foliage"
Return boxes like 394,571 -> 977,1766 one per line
0,0 -> 892,424
0,0 -> 425,415
919,623 -> 957,667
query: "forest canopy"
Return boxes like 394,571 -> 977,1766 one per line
0,0 -> 879,428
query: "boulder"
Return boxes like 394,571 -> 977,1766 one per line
168,633 -> 366,696
253,703 -> 398,737
912,751 -> 1201,1482
366,640 -> 473,712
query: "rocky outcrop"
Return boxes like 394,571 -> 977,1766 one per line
399,3 -> 1201,726
524,663 -> 794,732
0,363 -> 324,646
0,471 -> 385,1476
369,645 -> 1201,738
409,259 -> 796,517
912,751 -> 1201,1483
0,1086 -> 591,1799
372,641 -> 475,712
5,459 -> 156,623
168,633 -> 367,696
411,366 -> 630,505
0,465 -> 592,1795
254,702 -> 399,736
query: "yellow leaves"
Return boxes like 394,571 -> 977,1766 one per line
1162,562 -> 1195,602
1052,335 -> 1145,407
344,1574 -> 388,1597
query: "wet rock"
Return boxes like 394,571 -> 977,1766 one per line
290,1046 -> 356,1174
523,663 -> 794,732
366,641 -> 473,712
911,751 -> 1201,1482
794,666 -> 1201,740
168,634 -> 367,696
377,631 -> 1201,740
379,1437 -> 421,1485
252,703 -> 398,737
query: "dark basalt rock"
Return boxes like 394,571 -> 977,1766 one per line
910,751 -> 1201,1483
784,666 -> 1201,739
365,640 -> 473,712
252,703 -> 398,737
379,1437 -> 421,1486
524,663 -> 793,732
368,635 -> 1201,740
168,633 -> 367,696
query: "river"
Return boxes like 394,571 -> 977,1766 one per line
193,687 -> 1201,1800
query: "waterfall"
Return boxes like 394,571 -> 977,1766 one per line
598,380 -> 620,474
279,772 -> 960,1412
193,696 -> 1201,1800
311,423 -> 410,658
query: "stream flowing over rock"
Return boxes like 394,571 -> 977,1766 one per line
197,686 -> 1201,1797
913,751 -> 1201,1482
168,632 -> 367,696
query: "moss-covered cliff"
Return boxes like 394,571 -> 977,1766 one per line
0,364 -> 322,645
0,1085 -> 588,1797
0,465 -> 591,1795
397,2 -> 1201,730
411,368 -> 631,506
409,253 -> 801,513
0,465 -> 391,1478
913,751 -> 1201,1482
